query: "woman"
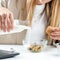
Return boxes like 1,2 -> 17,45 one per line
25,0 -> 60,45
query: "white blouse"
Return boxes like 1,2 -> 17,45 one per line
24,4 -> 47,45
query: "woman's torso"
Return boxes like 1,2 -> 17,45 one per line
24,4 -> 47,45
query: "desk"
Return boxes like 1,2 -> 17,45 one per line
0,45 -> 60,60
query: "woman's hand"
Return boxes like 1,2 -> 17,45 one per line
50,27 -> 60,41
0,7 -> 14,32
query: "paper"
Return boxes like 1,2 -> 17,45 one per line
0,25 -> 30,35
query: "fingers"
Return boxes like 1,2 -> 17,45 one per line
51,31 -> 60,36
0,12 -> 14,32
0,15 -> 2,29
49,27 -> 60,40
6,12 -> 13,32
50,28 -> 60,36
0,13 -> 7,32
1,14 -> 7,32
50,36 -> 60,41
50,30 -> 60,40
52,28 -> 60,32
9,13 -> 14,29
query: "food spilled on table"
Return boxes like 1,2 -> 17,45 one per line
28,44 -> 43,52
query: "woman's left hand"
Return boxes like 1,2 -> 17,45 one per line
50,27 -> 60,40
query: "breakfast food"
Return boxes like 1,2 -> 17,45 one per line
28,44 -> 43,52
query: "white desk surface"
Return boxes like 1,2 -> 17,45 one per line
0,45 -> 60,60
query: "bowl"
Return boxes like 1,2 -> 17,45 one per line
23,39 -> 48,53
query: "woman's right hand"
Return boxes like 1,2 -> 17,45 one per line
0,7 -> 14,32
